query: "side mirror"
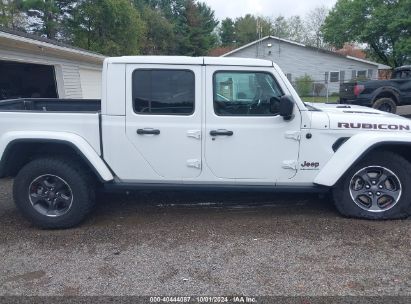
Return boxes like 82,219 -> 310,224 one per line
279,95 -> 294,120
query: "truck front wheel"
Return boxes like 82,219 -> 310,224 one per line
372,97 -> 397,113
333,151 -> 411,219
13,157 -> 95,229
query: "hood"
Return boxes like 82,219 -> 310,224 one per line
306,103 -> 411,132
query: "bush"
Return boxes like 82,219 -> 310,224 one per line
313,83 -> 326,97
294,74 -> 314,97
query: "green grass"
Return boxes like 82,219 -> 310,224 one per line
302,96 -> 339,103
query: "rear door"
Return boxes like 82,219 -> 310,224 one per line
125,64 -> 202,180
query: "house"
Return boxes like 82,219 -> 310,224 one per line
222,36 -> 391,96
0,28 -> 106,100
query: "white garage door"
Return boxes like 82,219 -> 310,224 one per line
79,69 -> 102,99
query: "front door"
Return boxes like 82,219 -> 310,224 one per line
205,66 -> 301,182
125,64 -> 202,180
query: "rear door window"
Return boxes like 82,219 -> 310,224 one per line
132,69 -> 195,115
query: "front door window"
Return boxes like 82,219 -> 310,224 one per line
213,71 -> 283,116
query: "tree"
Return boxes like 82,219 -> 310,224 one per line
178,0 -> 218,56
20,0 -> 75,39
132,0 -> 152,10
0,0 -> 25,30
219,13 -> 312,46
234,15 -> 257,45
305,6 -> 329,48
220,17 -> 235,46
287,16 -> 307,43
322,0 -> 411,67
218,14 -> 311,46
69,0 -> 145,56
133,3 -> 176,55
134,0 -> 218,56
234,15 -> 272,45
271,16 -> 289,38
140,0 -> 186,20
195,1 -> 219,52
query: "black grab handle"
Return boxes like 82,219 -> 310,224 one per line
137,129 -> 160,135
210,130 -> 234,136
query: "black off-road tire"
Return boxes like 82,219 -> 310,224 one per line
333,151 -> 411,220
13,157 -> 95,229
372,97 -> 397,113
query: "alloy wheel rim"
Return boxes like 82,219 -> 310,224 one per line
28,174 -> 73,217
349,166 -> 402,212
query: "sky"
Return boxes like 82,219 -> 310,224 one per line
202,0 -> 338,20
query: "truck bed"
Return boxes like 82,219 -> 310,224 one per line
0,98 -> 102,157
0,98 -> 101,112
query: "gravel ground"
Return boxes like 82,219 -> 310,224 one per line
397,105 -> 411,117
0,178 -> 410,296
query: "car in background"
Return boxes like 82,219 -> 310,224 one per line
339,66 -> 411,113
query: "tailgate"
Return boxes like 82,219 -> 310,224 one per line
339,82 -> 356,100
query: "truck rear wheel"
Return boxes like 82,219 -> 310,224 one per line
372,97 -> 397,113
13,157 -> 95,229
332,151 -> 411,220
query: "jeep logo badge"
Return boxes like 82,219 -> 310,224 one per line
301,161 -> 320,169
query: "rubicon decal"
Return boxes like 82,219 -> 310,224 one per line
338,122 -> 410,130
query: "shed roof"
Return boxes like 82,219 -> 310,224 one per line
222,36 -> 391,69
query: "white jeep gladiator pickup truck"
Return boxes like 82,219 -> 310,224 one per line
1,56 -> 411,228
